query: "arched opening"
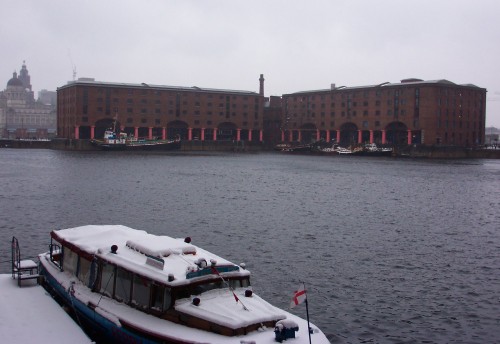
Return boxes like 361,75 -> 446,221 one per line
300,123 -> 317,143
218,122 -> 237,141
79,126 -> 91,140
339,122 -> 358,146
94,118 -> 120,139
385,122 -> 408,145
168,120 -> 188,140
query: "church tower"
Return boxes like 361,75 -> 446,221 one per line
18,61 -> 32,91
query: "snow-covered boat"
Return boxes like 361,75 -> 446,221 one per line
39,225 -> 330,344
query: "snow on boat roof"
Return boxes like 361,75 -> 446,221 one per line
52,225 -> 249,286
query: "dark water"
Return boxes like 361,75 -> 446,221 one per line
1,149 -> 499,343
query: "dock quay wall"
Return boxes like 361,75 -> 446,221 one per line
396,145 -> 500,159
46,139 -> 263,152
2,139 -> 499,158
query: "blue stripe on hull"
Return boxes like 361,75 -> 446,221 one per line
40,266 -> 165,344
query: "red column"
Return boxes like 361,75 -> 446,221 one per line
357,130 -> 362,144
76,126 -> 81,139
407,130 -> 412,144
326,130 -> 330,142
248,130 -> 252,142
281,130 -> 285,142
289,130 -> 293,142
188,128 -> 192,141
298,130 -> 302,142
148,127 -> 153,140
369,130 -> 374,144
213,128 -> 217,141
381,130 -> 386,144
316,129 -> 320,141
134,127 -> 139,138
336,130 -> 340,143
162,127 -> 166,140
201,128 -> 205,141
236,129 -> 241,141
259,130 -> 263,142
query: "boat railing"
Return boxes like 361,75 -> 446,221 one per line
11,236 -> 39,287
49,243 -> 62,270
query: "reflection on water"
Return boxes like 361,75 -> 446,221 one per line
1,149 -> 499,343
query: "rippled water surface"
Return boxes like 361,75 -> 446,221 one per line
1,149 -> 499,343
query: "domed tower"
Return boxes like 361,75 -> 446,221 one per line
6,69 -> 34,102
7,72 -> 23,88
18,61 -> 32,91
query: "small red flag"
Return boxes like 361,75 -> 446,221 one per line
290,283 -> 306,308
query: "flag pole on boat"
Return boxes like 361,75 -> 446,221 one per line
290,281 -> 312,344
210,260 -> 249,311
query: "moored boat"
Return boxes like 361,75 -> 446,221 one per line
274,142 -> 313,153
39,225 -> 330,344
352,143 -> 393,156
91,130 -> 181,151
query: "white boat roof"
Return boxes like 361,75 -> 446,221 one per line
51,225 -> 249,286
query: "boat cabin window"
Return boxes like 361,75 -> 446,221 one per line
151,284 -> 172,312
63,246 -> 78,275
181,277 -> 251,299
241,277 -> 250,288
93,262 -> 172,314
192,280 -> 224,295
78,257 -> 92,286
115,268 -> 132,303
49,241 -> 62,269
227,277 -> 250,289
132,275 -> 150,309
100,262 -> 115,298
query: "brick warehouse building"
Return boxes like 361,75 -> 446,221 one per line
278,79 -> 486,147
57,76 -> 486,148
57,75 -> 266,142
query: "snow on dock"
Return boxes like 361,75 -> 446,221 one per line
0,274 -> 92,343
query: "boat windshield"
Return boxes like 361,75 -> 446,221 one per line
177,277 -> 250,299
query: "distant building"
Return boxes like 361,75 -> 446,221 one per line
0,62 -> 57,139
57,76 -> 265,142
485,127 -> 499,146
38,89 -> 57,106
278,79 -> 486,147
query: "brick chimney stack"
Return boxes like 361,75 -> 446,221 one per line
259,74 -> 265,96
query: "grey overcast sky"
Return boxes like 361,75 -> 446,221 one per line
2,0 -> 500,127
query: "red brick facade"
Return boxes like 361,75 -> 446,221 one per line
57,77 -> 486,147
279,79 -> 486,146
57,80 -> 264,142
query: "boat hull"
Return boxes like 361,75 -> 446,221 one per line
352,149 -> 393,157
91,140 -> 181,151
39,259 -> 191,344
